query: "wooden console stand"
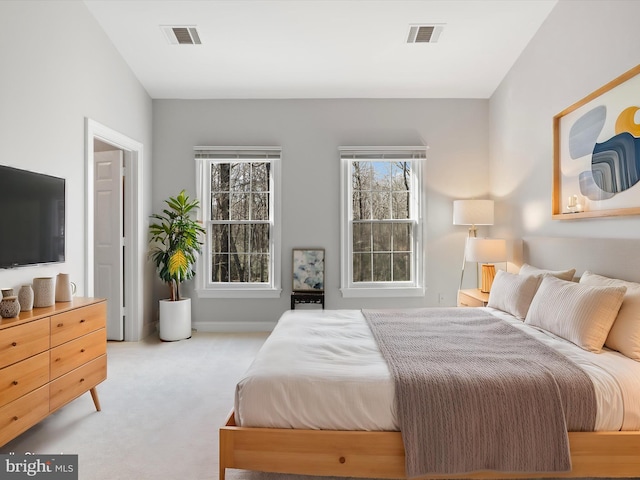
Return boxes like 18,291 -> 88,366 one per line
0,297 -> 107,446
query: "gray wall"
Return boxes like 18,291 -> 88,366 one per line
490,0 -> 640,241
0,2 -> 154,332
153,99 -> 490,329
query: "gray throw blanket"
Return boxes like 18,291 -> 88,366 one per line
362,308 -> 597,478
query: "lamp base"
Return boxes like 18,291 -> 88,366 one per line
480,264 -> 496,293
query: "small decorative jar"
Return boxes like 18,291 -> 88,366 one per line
0,295 -> 21,318
1,288 -> 14,298
18,285 -> 34,311
33,277 -> 55,308
55,273 -> 75,302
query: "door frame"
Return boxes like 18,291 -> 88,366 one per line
85,118 -> 144,341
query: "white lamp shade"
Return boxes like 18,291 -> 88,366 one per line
453,199 -> 494,226
465,238 -> 507,263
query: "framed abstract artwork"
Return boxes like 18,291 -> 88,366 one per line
553,64 -> 640,219
292,249 -> 325,292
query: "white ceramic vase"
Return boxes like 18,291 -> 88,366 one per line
33,277 -> 55,307
159,298 -> 192,341
18,285 -> 34,311
55,273 -> 76,302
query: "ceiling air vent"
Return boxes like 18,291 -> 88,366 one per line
161,26 -> 201,45
406,25 -> 443,44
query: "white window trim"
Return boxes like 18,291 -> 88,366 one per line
339,146 -> 426,298
194,146 -> 282,299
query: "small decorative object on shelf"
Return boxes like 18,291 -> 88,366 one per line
0,295 -> 20,318
566,195 -> 584,214
18,284 -> 34,311
33,277 -> 55,307
55,273 -> 76,302
1,288 -> 14,298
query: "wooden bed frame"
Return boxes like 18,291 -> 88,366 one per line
219,412 -> 640,479
220,237 -> 640,479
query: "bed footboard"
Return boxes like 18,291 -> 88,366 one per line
219,411 -> 405,480
219,411 -> 640,479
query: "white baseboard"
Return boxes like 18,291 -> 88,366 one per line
192,321 -> 276,333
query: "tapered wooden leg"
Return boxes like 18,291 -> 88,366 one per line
89,387 -> 101,411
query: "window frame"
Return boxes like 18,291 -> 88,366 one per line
194,146 -> 282,298
340,146 -> 426,298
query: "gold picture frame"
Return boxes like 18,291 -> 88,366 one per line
553,64 -> 640,219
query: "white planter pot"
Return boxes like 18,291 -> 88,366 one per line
159,298 -> 192,341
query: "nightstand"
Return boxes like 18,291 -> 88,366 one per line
457,288 -> 490,307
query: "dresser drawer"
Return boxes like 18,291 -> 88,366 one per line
50,329 -> 106,380
50,302 -> 106,347
0,318 -> 50,369
50,354 -> 106,412
0,352 -> 49,408
0,385 -> 49,447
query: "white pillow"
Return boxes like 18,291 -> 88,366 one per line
525,275 -> 626,353
519,263 -> 576,281
580,271 -> 640,361
487,270 -> 542,320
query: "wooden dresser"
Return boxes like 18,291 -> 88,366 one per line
0,297 -> 107,446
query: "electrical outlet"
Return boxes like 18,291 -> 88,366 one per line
438,293 -> 445,305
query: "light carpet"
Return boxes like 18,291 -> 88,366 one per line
1,331 -> 268,480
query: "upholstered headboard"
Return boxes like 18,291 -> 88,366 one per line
521,237 -> 640,283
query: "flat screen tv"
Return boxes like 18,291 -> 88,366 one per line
0,165 -> 65,268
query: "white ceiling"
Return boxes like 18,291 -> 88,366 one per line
83,0 -> 557,100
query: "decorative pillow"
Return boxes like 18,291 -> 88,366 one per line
524,275 -> 626,353
519,263 -> 576,281
487,270 -> 542,320
580,271 -> 640,361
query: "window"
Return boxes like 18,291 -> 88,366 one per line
195,147 -> 281,298
340,147 -> 425,297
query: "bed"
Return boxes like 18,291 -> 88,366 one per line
219,237 -> 640,479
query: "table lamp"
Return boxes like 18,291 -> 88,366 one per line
465,237 -> 507,293
453,199 -> 495,290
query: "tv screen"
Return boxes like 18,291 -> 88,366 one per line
0,165 -> 65,268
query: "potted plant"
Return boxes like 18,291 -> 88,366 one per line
149,190 -> 205,341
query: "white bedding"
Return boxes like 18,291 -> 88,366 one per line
235,308 -> 640,431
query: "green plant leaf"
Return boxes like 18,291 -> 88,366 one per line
147,190 -> 204,300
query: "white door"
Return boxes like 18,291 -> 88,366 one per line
94,150 -> 124,340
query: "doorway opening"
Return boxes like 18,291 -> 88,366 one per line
85,118 -> 144,341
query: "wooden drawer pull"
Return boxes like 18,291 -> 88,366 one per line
80,378 -> 85,383
339,457 -> 346,464
12,380 -> 18,385
80,319 -> 86,323
57,323 -> 64,328
13,416 -> 18,421
81,349 -> 86,353
12,342 -> 17,347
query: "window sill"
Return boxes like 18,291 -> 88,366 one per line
195,288 -> 282,299
340,286 -> 425,298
